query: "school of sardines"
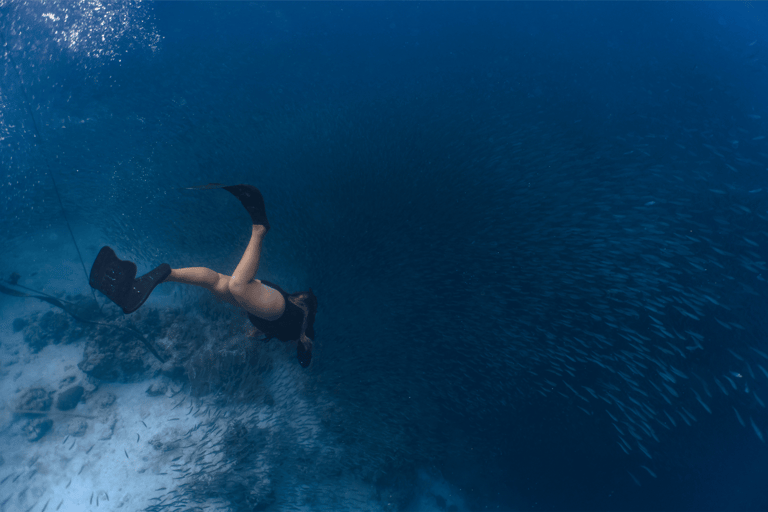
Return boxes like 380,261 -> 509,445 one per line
473,108 -> 768,465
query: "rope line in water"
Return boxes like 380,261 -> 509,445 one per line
0,17 -> 165,363
0,17 -> 102,312
0,278 -> 166,363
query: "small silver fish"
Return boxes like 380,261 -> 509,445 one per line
733,407 -> 745,427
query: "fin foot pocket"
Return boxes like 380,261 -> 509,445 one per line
122,263 -> 171,314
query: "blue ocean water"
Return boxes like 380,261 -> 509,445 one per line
1,2 -> 767,511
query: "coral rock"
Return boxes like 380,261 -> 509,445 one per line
18,387 -> 53,412
56,385 -> 85,411
68,419 -> 88,437
25,418 -> 53,442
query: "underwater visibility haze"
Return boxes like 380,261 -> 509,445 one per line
1,1 -> 768,511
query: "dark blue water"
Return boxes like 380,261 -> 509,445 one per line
2,2 -> 768,511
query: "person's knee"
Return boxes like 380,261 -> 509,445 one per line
228,277 -> 254,303
228,279 -> 244,300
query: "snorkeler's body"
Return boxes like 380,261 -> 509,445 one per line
89,185 -> 316,367
167,224 -> 283,318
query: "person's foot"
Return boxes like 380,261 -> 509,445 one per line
223,184 -> 270,231
122,263 -> 172,314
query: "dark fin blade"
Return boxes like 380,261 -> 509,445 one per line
180,182 -> 226,191
89,247 -> 170,315
89,246 -> 137,306
222,184 -> 270,231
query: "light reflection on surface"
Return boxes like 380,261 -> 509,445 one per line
3,0 -> 161,63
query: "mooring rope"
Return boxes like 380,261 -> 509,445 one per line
0,17 -> 102,312
0,279 -> 166,363
0,13 -> 168,363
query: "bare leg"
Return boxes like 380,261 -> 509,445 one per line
230,225 -> 267,286
163,227 -> 284,320
228,225 -> 285,321
165,267 -> 240,307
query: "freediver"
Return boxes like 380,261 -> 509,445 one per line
88,185 -> 317,367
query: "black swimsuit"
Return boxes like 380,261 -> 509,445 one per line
247,280 -> 308,341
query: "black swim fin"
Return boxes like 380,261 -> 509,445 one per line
89,246 -> 171,314
180,183 -> 270,230
222,184 -> 270,231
